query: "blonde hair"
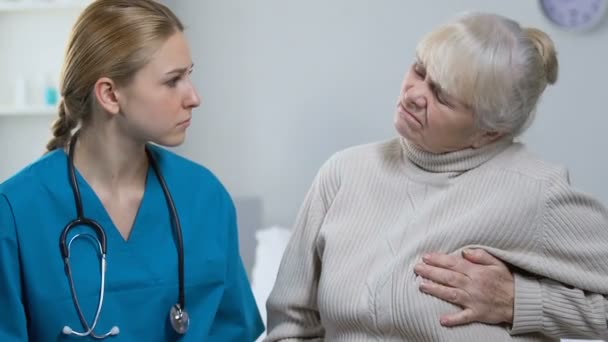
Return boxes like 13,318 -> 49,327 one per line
416,13 -> 558,136
46,0 -> 184,152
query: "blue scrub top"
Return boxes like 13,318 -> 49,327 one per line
0,145 -> 264,341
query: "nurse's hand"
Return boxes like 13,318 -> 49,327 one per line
413,249 -> 514,327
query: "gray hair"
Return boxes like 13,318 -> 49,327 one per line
416,12 -> 558,136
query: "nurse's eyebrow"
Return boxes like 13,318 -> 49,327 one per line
165,63 -> 194,75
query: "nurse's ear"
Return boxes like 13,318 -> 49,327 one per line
94,77 -> 121,116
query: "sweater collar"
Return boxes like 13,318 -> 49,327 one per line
401,137 -> 513,173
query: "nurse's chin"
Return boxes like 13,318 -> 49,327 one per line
151,133 -> 187,148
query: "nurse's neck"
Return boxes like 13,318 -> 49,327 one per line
72,124 -> 149,194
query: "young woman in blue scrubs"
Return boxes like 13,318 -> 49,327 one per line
0,0 -> 264,340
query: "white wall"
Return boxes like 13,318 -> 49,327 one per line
166,0 -> 608,228
0,8 -> 83,180
1,1 -> 606,230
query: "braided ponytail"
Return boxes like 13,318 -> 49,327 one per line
45,99 -> 79,152
43,0 -> 184,153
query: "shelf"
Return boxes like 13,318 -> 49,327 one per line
0,1 -> 88,12
0,105 -> 57,116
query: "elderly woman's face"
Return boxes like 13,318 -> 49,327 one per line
394,61 -> 487,153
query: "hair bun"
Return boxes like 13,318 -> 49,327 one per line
524,27 -> 558,85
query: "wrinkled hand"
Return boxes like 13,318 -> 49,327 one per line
413,249 -> 514,327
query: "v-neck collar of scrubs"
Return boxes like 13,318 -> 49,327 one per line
57,148 -> 162,247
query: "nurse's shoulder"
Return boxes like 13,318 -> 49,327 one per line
0,149 -> 66,201
146,144 -> 234,203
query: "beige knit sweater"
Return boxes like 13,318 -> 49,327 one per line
264,137 -> 608,342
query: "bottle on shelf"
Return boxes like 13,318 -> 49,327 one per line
44,73 -> 59,107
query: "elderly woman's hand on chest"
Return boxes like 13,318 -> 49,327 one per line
414,249 -> 515,327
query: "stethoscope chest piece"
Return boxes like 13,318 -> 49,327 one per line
169,304 -> 189,335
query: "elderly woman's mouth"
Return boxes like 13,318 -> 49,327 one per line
398,102 -> 423,127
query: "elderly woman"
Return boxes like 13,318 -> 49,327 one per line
264,12 -> 608,342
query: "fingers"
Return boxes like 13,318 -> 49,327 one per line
417,250 -> 513,327
421,252 -> 471,274
418,280 -> 477,327
414,263 -> 469,288
419,280 -> 470,307
462,249 -> 502,266
439,309 -> 475,327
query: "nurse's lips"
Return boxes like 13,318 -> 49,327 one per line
177,118 -> 191,127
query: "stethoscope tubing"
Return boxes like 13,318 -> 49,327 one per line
60,131 -> 187,337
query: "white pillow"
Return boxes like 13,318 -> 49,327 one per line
251,226 -> 292,341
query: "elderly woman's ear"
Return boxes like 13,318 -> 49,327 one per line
472,131 -> 505,148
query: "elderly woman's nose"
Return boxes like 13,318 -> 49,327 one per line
406,93 -> 427,110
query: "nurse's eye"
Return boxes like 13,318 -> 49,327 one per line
166,76 -> 182,88
166,69 -> 194,88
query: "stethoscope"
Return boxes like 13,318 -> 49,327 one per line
60,131 -> 189,339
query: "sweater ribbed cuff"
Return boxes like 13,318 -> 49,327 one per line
509,272 -> 543,335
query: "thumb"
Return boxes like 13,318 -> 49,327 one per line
462,249 -> 501,266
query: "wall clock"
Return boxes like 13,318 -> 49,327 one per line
540,0 -> 608,31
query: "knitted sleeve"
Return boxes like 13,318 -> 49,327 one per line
512,272 -> 607,339
510,170 -> 608,340
264,153 -> 342,342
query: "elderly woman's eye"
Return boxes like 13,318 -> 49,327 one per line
435,90 -> 452,106
413,63 -> 425,78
